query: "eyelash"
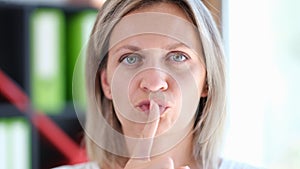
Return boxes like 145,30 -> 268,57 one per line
167,51 -> 190,63
119,53 -> 142,65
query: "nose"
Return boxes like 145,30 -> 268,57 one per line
139,69 -> 168,92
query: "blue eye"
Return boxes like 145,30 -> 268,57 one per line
125,56 -> 137,64
120,54 -> 142,65
168,52 -> 189,63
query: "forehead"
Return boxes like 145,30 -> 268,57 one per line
109,12 -> 201,50
109,4 -> 201,53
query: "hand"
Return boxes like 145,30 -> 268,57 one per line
123,100 -> 190,169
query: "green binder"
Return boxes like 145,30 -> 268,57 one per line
0,117 -> 31,169
0,118 -> 8,169
30,9 -> 66,114
8,117 -> 31,169
67,10 -> 97,112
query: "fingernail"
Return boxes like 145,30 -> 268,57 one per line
150,100 -> 159,115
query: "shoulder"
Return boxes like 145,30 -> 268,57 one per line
219,159 -> 263,169
52,162 -> 99,169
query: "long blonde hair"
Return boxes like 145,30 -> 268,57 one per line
85,0 -> 226,169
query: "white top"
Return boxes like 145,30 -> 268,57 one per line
53,159 -> 261,169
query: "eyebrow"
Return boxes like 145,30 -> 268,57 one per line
164,42 -> 188,50
111,45 -> 141,55
111,42 -> 189,54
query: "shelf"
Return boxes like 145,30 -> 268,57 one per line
0,2 -> 95,168
0,104 -> 24,117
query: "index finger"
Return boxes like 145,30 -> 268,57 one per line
129,100 -> 160,160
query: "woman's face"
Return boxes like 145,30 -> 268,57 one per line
101,3 -> 207,138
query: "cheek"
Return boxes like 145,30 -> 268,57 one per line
128,77 -> 139,98
197,75 -> 206,94
190,64 -> 207,95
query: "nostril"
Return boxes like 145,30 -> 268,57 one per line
159,81 -> 168,91
140,77 -> 168,92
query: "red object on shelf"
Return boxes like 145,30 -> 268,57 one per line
0,69 -> 88,164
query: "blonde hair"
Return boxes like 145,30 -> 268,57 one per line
85,0 -> 226,169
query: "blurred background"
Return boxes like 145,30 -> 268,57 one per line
0,0 -> 299,169
222,0 -> 300,169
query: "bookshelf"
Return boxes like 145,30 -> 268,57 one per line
0,2 -> 97,169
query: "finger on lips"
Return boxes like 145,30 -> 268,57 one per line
124,101 -> 190,169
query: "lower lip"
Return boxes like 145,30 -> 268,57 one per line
138,106 -> 168,116
159,106 -> 168,115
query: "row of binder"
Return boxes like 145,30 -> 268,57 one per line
30,8 -> 97,114
0,5 -> 96,169
0,117 -> 31,169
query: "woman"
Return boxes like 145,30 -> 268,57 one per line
56,0 -> 259,169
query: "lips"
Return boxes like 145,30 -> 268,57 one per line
136,100 -> 169,115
